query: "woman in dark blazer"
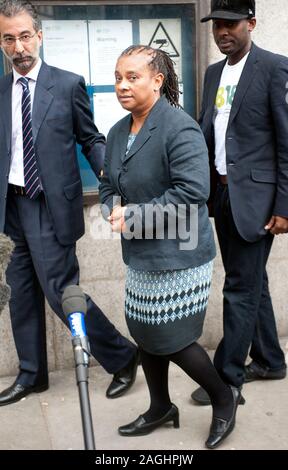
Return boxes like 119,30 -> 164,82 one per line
100,45 -> 240,449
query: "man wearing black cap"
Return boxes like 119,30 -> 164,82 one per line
192,0 -> 288,406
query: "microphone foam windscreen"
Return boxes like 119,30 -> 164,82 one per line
62,285 -> 87,318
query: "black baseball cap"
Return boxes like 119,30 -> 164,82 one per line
201,0 -> 255,23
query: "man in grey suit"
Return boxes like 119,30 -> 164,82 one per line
0,0 -> 138,406
192,0 -> 288,405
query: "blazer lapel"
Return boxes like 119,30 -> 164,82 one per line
228,43 -> 259,126
116,115 -> 132,163
202,61 -> 225,147
122,97 -> 167,164
122,125 -> 152,164
208,61 -> 226,114
32,62 -> 54,143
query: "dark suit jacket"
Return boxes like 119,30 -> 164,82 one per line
200,43 -> 288,243
0,61 -> 105,245
100,96 -> 216,271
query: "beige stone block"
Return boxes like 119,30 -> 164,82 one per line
77,206 -> 126,282
0,303 -> 56,378
46,307 -> 74,371
201,261 -> 225,349
80,278 -> 129,340
267,258 -> 288,338
46,309 -> 57,371
0,306 -> 18,377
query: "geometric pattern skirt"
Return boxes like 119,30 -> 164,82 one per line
125,261 -> 213,355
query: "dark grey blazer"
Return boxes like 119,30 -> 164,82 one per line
0,61 -> 105,245
200,43 -> 288,243
100,96 -> 216,271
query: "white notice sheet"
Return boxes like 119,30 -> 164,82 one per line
93,92 -> 129,138
42,21 -> 90,83
89,20 -> 133,86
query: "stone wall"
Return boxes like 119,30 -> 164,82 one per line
0,209 -> 287,377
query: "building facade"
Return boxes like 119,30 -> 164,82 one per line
0,0 -> 287,375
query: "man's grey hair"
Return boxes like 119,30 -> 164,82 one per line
0,0 -> 41,31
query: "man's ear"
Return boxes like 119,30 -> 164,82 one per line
37,29 -> 43,46
248,18 -> 256,32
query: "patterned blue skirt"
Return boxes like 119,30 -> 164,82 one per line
125,261 -> 213,355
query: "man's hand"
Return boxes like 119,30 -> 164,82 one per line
108,206 -> 127,233
265,216 -> 288,235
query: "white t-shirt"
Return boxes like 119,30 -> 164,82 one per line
214,52 -> 249,175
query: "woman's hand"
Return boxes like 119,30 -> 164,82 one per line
108,206 -> 127,233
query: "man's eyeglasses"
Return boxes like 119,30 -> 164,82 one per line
1,32 -> 37,46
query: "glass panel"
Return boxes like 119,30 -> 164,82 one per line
36,3 -> 196,193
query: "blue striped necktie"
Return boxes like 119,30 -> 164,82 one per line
18,77 -> 41,199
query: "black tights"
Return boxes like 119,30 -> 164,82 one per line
140,342 -> 233,422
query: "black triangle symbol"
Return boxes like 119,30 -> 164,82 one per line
148,22 -> 180,58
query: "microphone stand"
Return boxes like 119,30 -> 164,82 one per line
72,336 -> 95,450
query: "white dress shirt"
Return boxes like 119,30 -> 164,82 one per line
9,58 -> 42,186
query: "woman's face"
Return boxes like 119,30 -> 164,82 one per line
115,52 -> 163,115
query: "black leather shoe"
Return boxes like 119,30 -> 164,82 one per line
244,361 -> 287,383
205,386 -> 241,449
191,386 -> 245,406
0,381 -> 49,406
118,404 -> 179,436
106,349 -> 139,399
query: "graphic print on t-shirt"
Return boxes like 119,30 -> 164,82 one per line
215,84 -> 237,109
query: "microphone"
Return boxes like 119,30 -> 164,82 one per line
0,234 -> 14,314
61,285 -> 95,450
62,285 -> 90,365
62,285 -> 88,336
